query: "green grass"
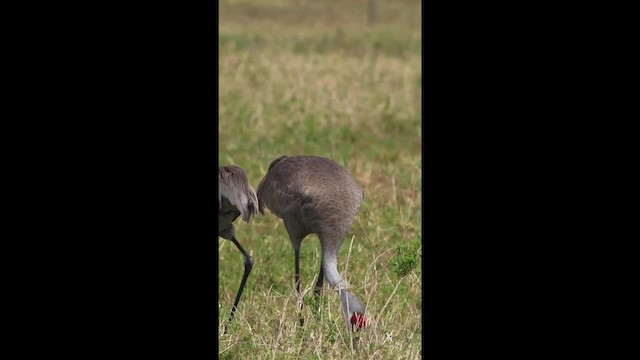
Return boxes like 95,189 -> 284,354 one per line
219,1 -> 421,358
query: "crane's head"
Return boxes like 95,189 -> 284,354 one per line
341,290 -> 367,332
351,312 -> 367,331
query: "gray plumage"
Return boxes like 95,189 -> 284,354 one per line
218,165 -> 259,328
257,155 -> 367,332
219,165 -> 259,228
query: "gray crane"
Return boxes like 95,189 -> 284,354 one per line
256,155 -> 367,333
218,165 -> 259,325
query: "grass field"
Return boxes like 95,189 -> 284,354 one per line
219,1 -> 422,358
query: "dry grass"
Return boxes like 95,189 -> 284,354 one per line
219,1 -> 421,358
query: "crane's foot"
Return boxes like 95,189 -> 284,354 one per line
296,296 -> 305,327
222,311 -> 237,335
352,335 -> 360,350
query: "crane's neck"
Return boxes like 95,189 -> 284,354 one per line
322,255 -> 364,310
322,256 -> 347,289
322,252 -> 367,331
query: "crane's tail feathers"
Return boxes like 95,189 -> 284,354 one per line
255,155 -> 288,216
219,166 -> 260,223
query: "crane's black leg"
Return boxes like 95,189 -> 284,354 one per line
294,247 -> 304,327
295,248 -> 301,296
228,236 -> 253,325
314,263 -> 324,296
312,262 -> 324,313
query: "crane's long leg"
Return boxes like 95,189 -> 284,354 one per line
228,236 -> 253,324
294,248 -> 304,327
311,262 -> 324,313
314,263 -> 324,296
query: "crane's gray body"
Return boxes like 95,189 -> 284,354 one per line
257,155 -> 367,330
257,155 -> 363,252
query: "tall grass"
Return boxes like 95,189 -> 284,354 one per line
219,1 -> 421,358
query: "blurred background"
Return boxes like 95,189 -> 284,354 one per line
219,1 -> 421,358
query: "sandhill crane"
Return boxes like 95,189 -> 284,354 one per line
256,155 -> 367,333
218,165 -> 259,326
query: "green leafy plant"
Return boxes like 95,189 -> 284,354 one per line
390,239 -> 421,278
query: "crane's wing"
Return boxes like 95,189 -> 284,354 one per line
219,166 -> 259,223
